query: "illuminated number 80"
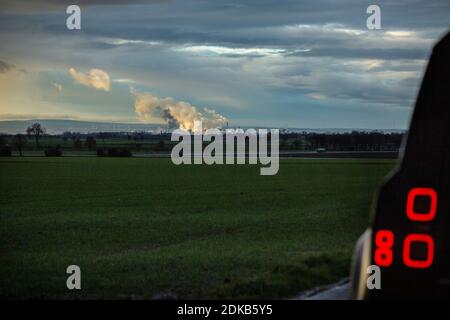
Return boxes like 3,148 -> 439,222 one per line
374,188 -> 437,268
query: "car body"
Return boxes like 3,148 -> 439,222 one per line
351,31 -> 450,299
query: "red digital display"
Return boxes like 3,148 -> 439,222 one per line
406,187 -> 437,222
403,234 -> 434,268
374,187 -> 437,269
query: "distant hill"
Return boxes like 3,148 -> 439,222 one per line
0,119 -> 406,135
0,119 -> 167,134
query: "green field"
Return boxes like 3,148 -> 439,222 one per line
0,157 -> 396,299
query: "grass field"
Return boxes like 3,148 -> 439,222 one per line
0,157 -> 396,299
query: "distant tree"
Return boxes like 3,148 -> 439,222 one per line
13,134 -> 27,156
44,145 -> 62,157
135,143 -> 142,151
62,131 -> 71,142
73,138 -> 82,150
26,123 -> 45,148
98,132 -> 108,143
0,136 -> 12,157
85,136 -> 97,150
157,139 -> 165,151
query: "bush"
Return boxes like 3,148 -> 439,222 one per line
0,146 -> 12,157
85,136 -> 97,150
97,148 -> 132,157
73,138 -> 82,150
108,148 -> 132,157
44,146 -> 62,157
96,148 -> 106,157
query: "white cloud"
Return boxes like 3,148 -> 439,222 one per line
53,82 -> 62,93
385,31 -> 415,38
176,45 -> 286,57
112,78 -> 137,84
101,38 -> 162,46
307,93 -> 327,100
68,67 -> 111,91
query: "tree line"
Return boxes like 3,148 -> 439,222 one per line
0,122 -> 405,156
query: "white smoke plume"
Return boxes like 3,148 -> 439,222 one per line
131,88 -> 227,131
68,67 -> 111,92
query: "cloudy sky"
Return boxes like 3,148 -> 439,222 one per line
0,0 -> 449,129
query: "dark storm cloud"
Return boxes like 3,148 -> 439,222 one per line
289,47 -> 429,61
0,0 -> 168,12
0,0 -> 449,128
2,1 -> 449,44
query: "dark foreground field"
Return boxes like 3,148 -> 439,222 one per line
0,157 -> 396,299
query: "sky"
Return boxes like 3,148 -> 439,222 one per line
0,0 -> 449,130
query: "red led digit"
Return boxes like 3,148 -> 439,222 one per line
403,234 -> 434,268
374,230 -> 394,267
406,187 -> 437,222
